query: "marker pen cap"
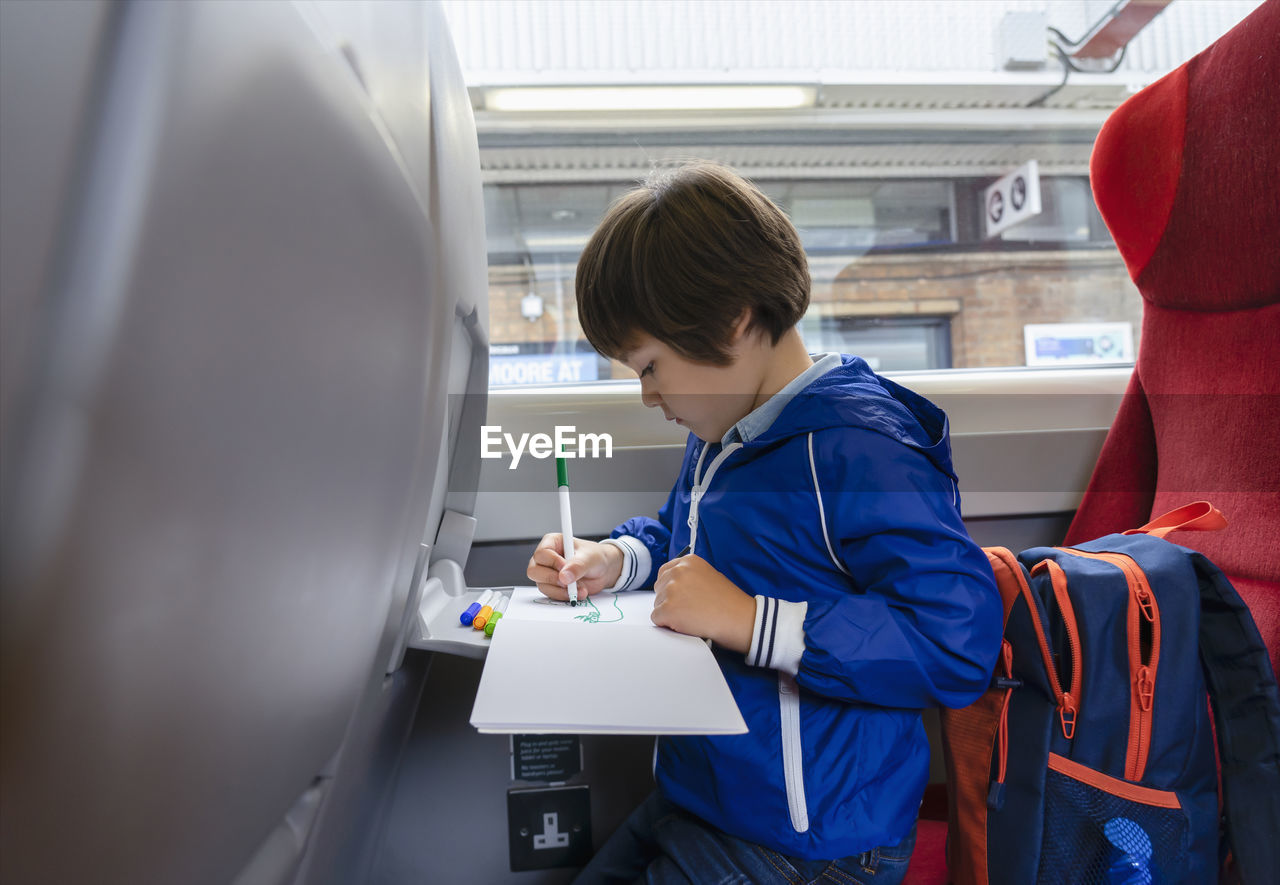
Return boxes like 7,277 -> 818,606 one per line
459,589 -> 493,625
473,604 -> 494,629
485,611 -> 503,637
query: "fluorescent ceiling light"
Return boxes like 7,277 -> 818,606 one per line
522,234 -> 590,250
485,85 -> 816,113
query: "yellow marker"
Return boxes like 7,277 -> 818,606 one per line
473,598 -> 496,630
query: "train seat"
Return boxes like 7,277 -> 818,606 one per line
1064,0 -> 1280,673
0,2 -> 488,883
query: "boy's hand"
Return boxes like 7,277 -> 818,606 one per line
527,534 -> 624,601
652,554 -> 755,654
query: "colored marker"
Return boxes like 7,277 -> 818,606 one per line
557,456 -> 579,605
473,593 -> 497,630
460,589 -> 493,626
675,544 -> 691,558
484,594 -> 509,638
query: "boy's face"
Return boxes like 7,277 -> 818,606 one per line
619,331 -> 764,443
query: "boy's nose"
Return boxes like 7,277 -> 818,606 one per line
640,385 -> 663,409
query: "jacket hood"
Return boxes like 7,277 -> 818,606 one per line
751,355 -> 957,480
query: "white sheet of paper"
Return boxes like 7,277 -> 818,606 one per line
470,615 -> 747,735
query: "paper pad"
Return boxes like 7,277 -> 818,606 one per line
470,604 -> 746,735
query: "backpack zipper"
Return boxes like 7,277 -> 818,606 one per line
1030,560 -> 1082,741
1130,569 -> 1159,781
1057,548 -> 1162,781
989,639 -> 1018,809
987,549 -> 1078,743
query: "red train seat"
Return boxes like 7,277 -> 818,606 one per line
1064,0 -> 1280,674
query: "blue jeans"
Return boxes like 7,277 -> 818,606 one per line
574,791 -> 916,885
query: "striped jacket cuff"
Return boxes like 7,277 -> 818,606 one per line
600,536 -> 650,592
747,596 -> 808,676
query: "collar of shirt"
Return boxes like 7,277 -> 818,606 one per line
721,352 -> 842,447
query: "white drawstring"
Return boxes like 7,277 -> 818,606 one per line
808,432 -> 852,577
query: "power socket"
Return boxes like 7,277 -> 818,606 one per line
507,786 -> 592,871
532,812 -> 569,850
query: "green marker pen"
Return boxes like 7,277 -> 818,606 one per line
484,594 -> 508,638
557,456 -> 578,605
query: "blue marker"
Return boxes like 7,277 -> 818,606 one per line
460,589 -> 494,626
557,457 -> 579,605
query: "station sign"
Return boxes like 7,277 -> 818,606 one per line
984,160 -> 1042,238
490,342 -> 599,386
1023,322 -> 1134,366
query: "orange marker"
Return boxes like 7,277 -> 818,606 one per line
473,596 -> 497,630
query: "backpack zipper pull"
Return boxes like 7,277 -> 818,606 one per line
1136,666 -> 1154,712
1059,694 -> 1078,740
1136,586 -> 1156,623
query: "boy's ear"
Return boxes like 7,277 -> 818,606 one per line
731,309 -> 754,342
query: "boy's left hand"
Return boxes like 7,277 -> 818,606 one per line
652,554 -> 755,654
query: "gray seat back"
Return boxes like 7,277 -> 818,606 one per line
0,2 -> 486,882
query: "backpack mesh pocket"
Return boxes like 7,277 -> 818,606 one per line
1035,758 -> 1189,884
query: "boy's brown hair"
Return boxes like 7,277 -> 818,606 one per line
575,162 -> 810,365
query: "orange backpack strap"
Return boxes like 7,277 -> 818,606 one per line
984,547 -> 1025,626
1123,501 -> 1227,539
940,549 -> 1028,885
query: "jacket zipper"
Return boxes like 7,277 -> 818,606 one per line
778,672 -> 810,832
1057,548 -> 1161,781
686,443 -> 740,554
689,443 -> 807,831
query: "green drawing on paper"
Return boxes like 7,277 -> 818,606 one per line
528,592 -> 627,623
574,594 -> 624,624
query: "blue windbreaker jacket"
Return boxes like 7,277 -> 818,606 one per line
611,355 -> 1002,860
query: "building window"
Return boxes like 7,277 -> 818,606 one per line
799,314 -> 953,371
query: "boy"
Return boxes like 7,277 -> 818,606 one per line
527,163 -> 1001,884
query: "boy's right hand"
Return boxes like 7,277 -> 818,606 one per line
527,534 -> 624,601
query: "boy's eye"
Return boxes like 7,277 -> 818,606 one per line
639,362 -> 654,378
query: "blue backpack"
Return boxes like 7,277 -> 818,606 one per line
941,503 -> 1280,885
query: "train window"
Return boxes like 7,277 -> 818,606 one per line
482,173 -> 1131,376
445,0 -> 1262,386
